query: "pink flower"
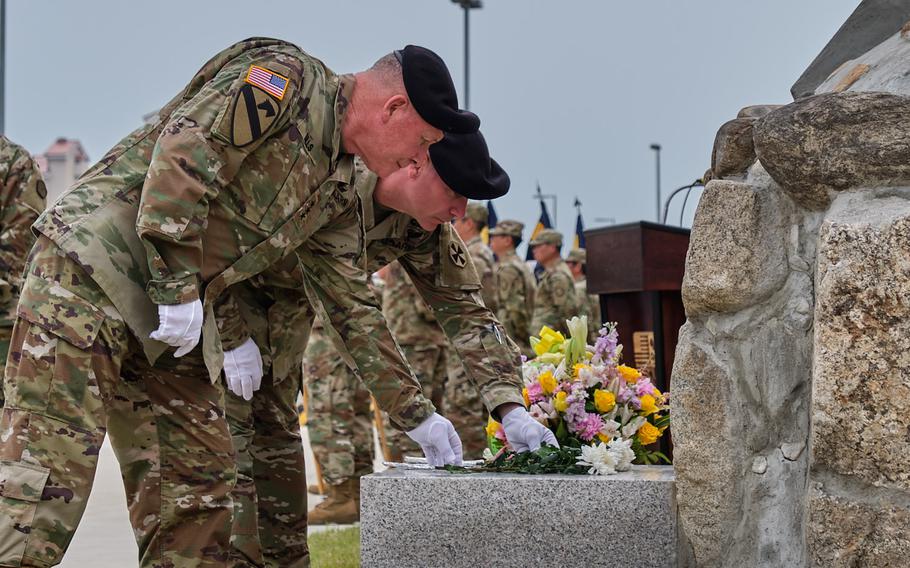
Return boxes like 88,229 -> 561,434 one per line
526,382 -> 545,404
528,404 -> 550,425
635,377 -> 656,397
575,413 -> 605,442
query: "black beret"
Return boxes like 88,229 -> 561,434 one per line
396,45 -> 480,134
429,131 -> 510,200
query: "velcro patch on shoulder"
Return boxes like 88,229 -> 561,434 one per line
244,65 -> 290,100
228,83 -> 281,147
438,226 -> 481,289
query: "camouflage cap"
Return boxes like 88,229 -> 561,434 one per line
489,219 -> 524,238
465,202 -> 488,225
566,248 -> 586,265
529,228 -> 563,247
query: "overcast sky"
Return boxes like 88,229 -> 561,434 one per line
6,0 -> 860,246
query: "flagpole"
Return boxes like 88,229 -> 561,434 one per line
533,183 -> 558,229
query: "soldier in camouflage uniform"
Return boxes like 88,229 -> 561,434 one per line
446,201 -> 499,456
0,38 -> 476,567
530,228 -> 581,336
566,248 -> 602,343
489,219 -> 536,358
381,260 -> 449,461
0,136 -> 46,404
228,132 -> 557,565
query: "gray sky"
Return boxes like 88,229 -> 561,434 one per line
7,0 -> 859,244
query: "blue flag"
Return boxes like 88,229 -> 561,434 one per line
526,198 -> 553,261
574,208 -> 586,249
482,200 -> 498,245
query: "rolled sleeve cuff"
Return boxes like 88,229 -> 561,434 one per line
482,385 -> 526,417
390,394 -> 436,431
145,276 -> 199,305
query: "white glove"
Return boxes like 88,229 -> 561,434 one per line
501,406 -> 559,452
223,338 -> 264,401
405,413 -> 464,467
149,299 -> 203,357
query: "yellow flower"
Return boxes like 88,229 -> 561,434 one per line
597,433 -> 612,443
573,363 -> 589,379
553,391 -> 569,412
533,326 -> 566,355
618,365 -> 641,383
522,387 -> 530,407
639,394 -> 658,416
538,371 -> 557,395
594,389 -> 616,413
637,422 -> 661,446
485,417 -> 501,438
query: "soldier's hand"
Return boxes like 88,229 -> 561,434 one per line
501,405 -> 559,452
406,413 -> 464,467
149,299 -> 204,357
223,337 -> 264,401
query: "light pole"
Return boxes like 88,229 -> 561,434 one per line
650,143 -> 662,223
450,0 -> 482,109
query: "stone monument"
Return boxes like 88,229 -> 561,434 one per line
672,3 -> 910,566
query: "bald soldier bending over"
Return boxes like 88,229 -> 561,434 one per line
225,131 -> 556,565
0,38 -> 478,568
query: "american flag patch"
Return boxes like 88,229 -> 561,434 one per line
245,65 -> 290,100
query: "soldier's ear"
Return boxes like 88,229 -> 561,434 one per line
381,95 -> 409,123
407,162 -> 421,180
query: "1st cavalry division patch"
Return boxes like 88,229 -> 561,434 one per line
229,65 -> 291,147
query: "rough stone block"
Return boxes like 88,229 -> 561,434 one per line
360,467 -> 679,568
754,91 -> 910,209
813,190 -> 910,491
682,178 -> 790,315
808,481 -> 910,567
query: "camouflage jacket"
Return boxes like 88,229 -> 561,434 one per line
464,235 -> 498,313
494,250 -> 536,356
381,260 -> 446,347
530,258 -> 580,336
0,136 -> 46,326
33,38 -> 359,381
228,166 -> 524,425
573,277 -> 602,343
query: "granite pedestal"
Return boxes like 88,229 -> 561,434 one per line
360,466 -> 681,568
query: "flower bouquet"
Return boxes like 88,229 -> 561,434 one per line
483,317 -> 670,475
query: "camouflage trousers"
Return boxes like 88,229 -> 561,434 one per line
443,346 -> 489,459
383,343 -> 446,462
0,237 -> 241,568
303,327 -> 374,485
226,369 -> 309,568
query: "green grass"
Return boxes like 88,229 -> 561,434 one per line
309,527 -> 360,568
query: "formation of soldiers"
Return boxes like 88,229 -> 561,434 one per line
0,37 -> 600,567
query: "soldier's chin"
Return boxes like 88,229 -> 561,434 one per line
417,216 -> 442,231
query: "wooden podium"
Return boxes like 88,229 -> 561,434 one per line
585,221 -> 690,409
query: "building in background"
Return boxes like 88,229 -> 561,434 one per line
35,137 -> 90,205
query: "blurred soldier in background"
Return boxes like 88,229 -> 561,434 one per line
381,260 -> 448,460
489,219 -> 536,358
530,229 -> 580,336
566,248 -> 601,343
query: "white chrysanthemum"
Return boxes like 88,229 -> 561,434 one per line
576,442 -> 617,476
608,438 -> 635,472
522,364 -> 540,385
482,448 -> 495,462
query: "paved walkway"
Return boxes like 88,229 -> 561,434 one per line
60,426 -> 370,567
